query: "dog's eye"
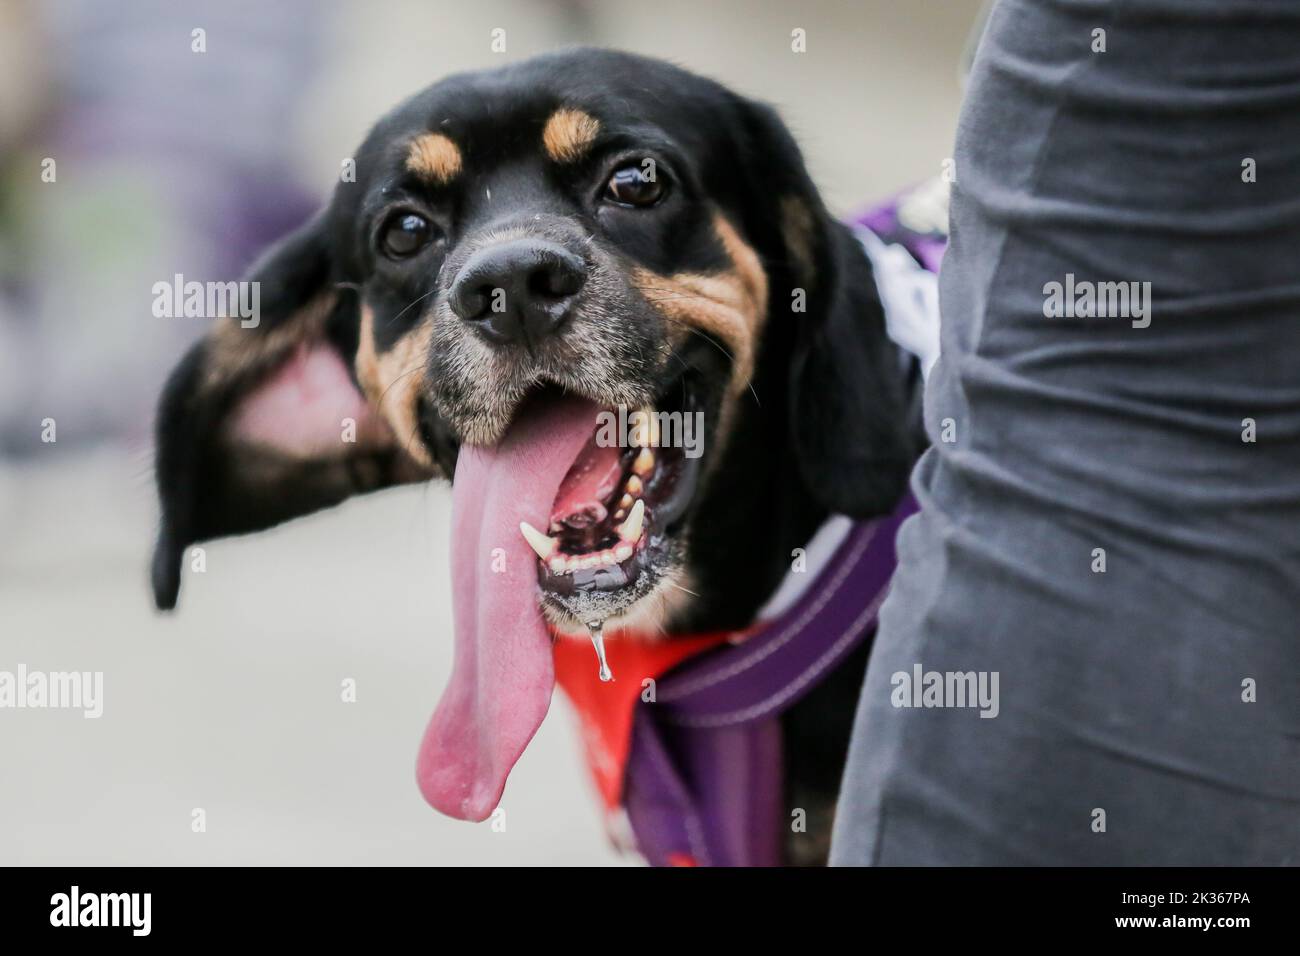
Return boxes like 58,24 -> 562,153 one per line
605,165 -> 664,207
379,212 -> 435,259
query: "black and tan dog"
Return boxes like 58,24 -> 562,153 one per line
151,49 -> 922,863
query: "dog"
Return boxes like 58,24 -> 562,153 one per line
150,48 -> 925,865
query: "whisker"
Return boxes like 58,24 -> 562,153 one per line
375,363 -> 425,408
391,288 -> 439,324
653,314 -> 762,409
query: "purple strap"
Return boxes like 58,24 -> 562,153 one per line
624,495 -> 919,866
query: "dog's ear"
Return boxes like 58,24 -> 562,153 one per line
785,221 -> 921,518
729,97 -> 920,519
151,212 -> 434,610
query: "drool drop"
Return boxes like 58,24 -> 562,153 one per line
586,621 -> 613,682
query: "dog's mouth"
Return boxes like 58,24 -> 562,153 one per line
523,376 -> 702,627
416,350 -> 718,822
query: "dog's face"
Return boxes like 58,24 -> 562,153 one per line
152,47 -> 915,639
334,53 -> 785,631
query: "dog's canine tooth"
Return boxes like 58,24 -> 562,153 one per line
626,474 -> 643,496
618,499 -> 645,542
633,447 -> 655,476
519,521 -> 558,560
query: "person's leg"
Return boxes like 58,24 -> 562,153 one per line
831,0 -> 1300,865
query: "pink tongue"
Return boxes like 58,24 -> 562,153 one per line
417,395 -> 602,821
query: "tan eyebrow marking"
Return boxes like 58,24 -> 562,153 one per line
542,108 -> 600,163
405,132 -> 463,184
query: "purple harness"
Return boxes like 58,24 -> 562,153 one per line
620,192 -> 946,866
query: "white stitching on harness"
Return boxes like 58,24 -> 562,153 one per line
639,721 -> 713,866
657,522 -> 879,701
673,585 -> 890,728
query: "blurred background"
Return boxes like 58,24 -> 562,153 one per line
0,0 -> 982,865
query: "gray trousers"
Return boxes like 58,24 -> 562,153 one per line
831,0 -> 1300,865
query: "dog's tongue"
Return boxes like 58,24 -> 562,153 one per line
417,395 -> 602,821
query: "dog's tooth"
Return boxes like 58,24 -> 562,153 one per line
519,521 -> 558,560
581,554 -> 601,570
613,509 -> 625,521
626,474 -> 643,496
619,493 -> 633,510
614,542 -> 633,562
633,447 -> 655,476
548,556 -> 568,574
618,499 -> 645,542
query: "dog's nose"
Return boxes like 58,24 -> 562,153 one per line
448,239 -> 587,346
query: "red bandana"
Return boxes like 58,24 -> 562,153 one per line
552,629 -> 741,809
